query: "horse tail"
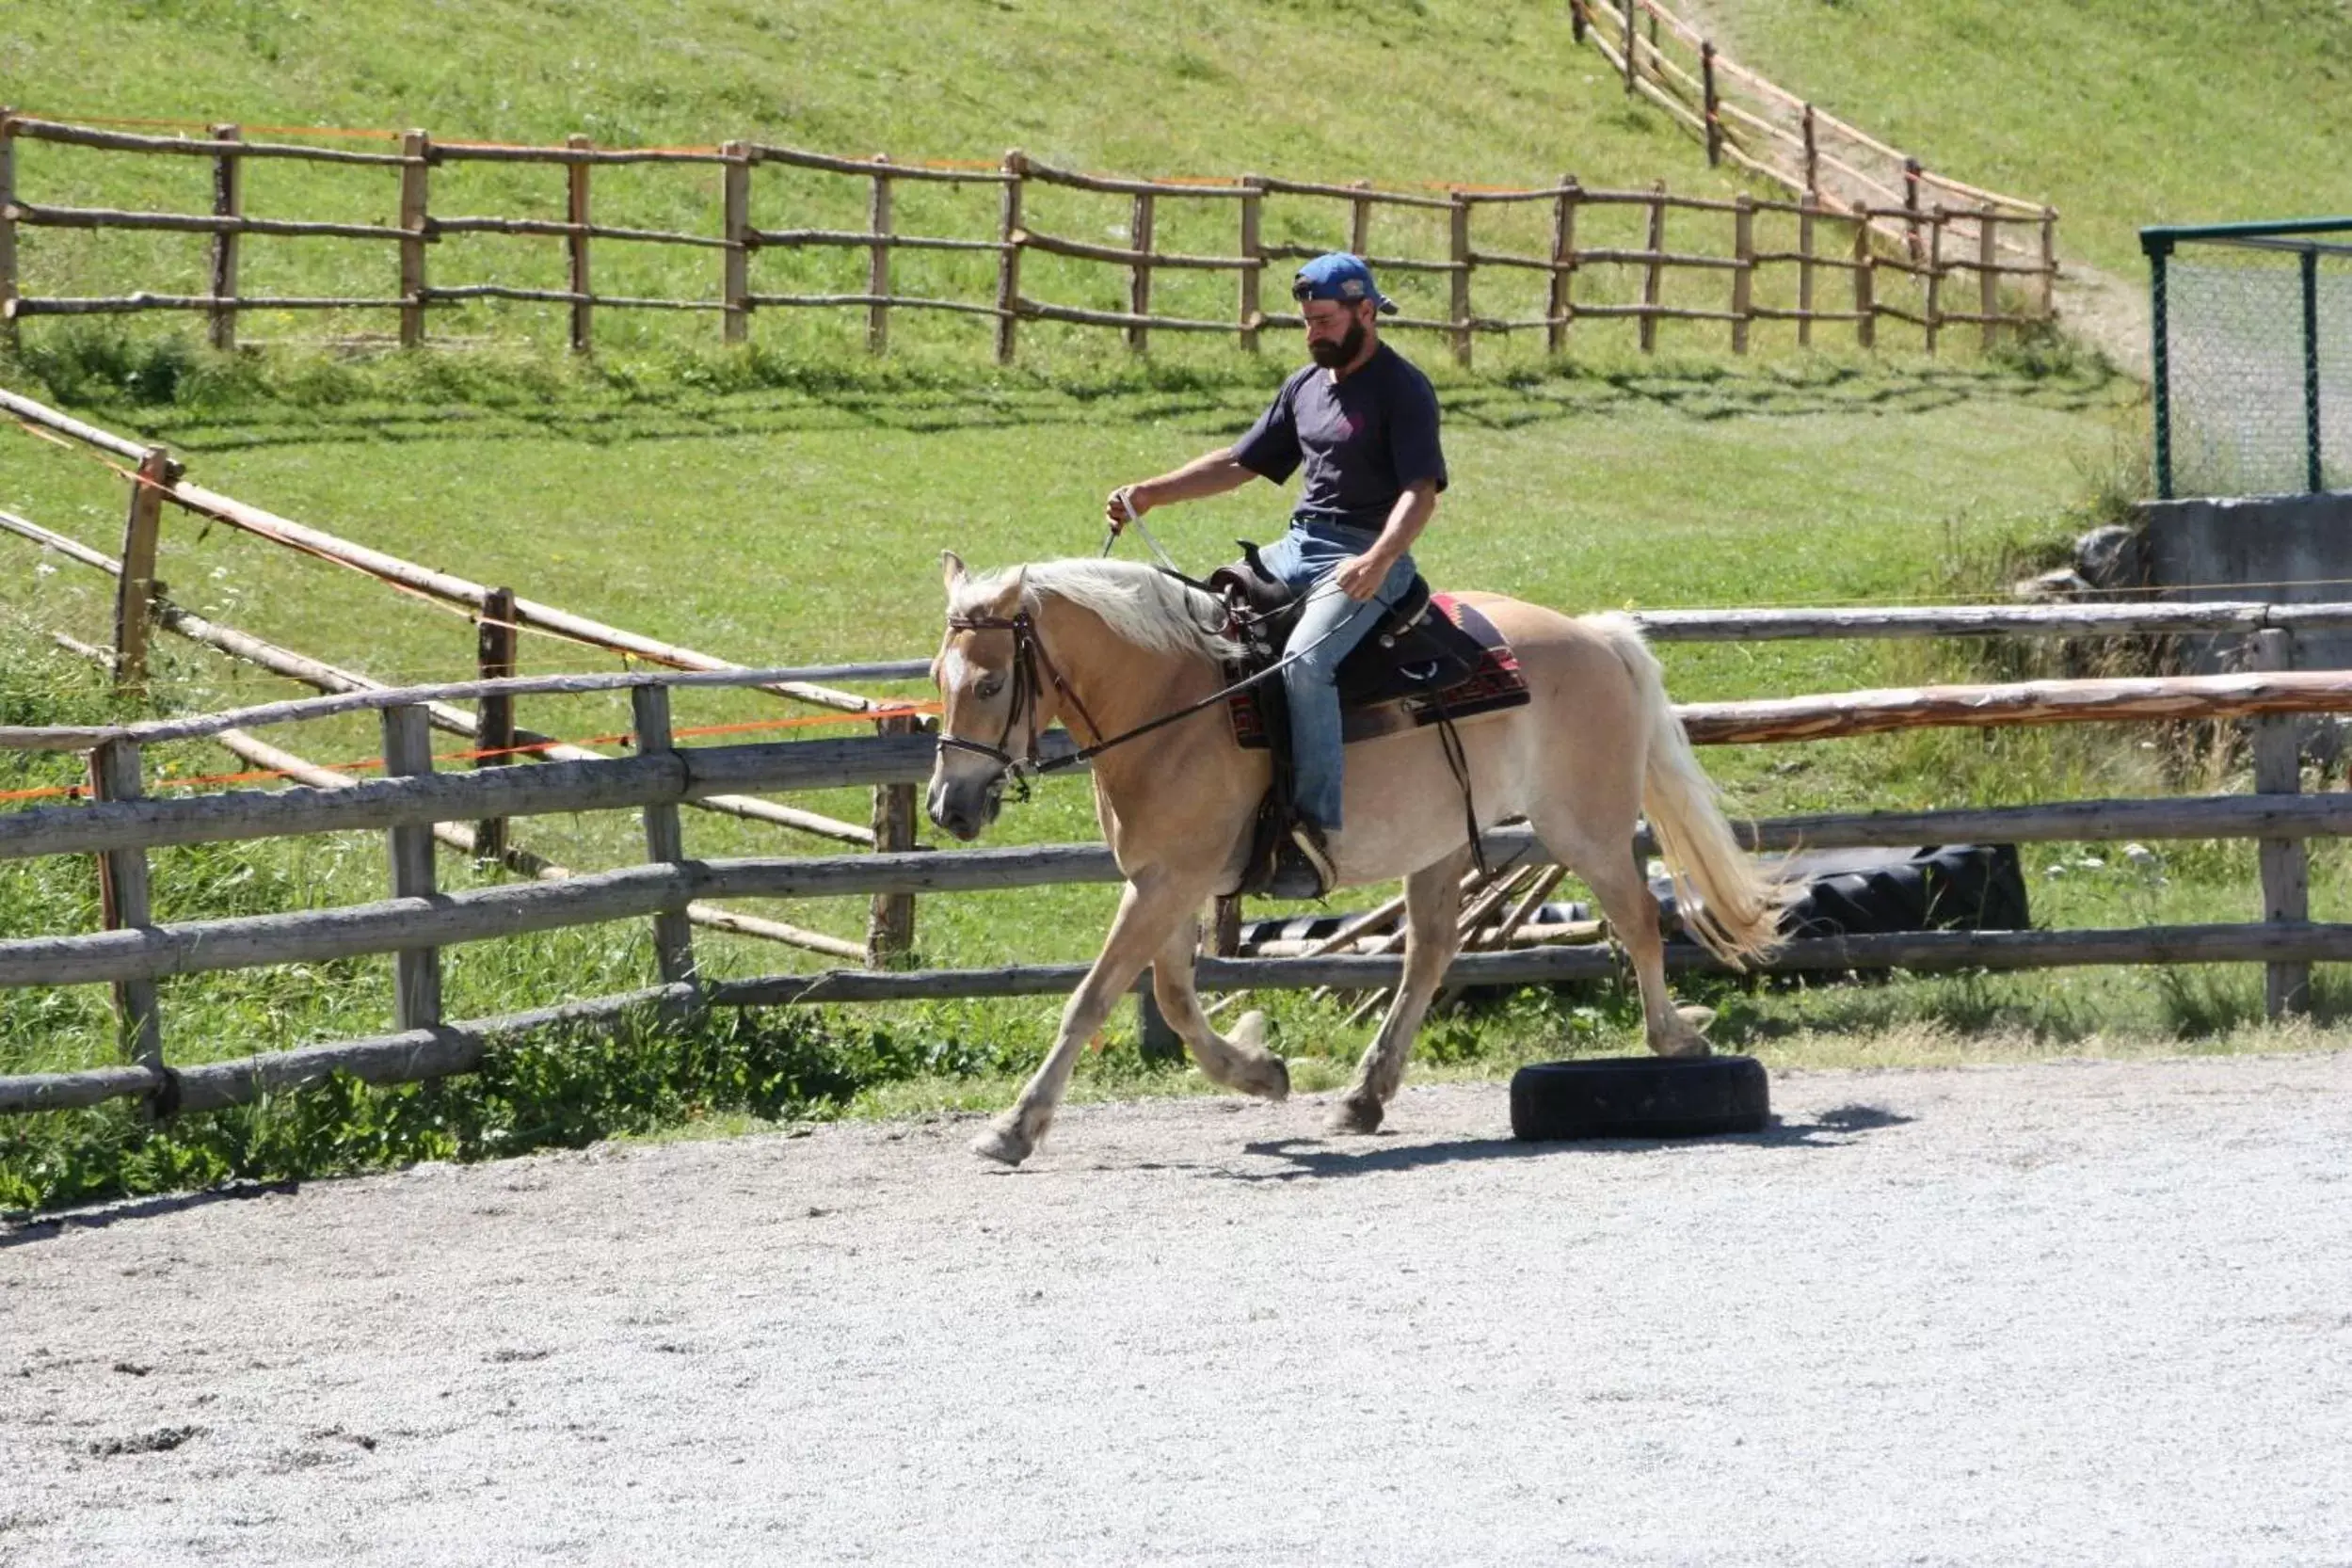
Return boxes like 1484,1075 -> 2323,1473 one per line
1589,614 -> 1790,968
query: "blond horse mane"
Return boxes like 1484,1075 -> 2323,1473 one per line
952,557 -> 1237,665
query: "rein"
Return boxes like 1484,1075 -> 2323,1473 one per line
938,584 -> 1350,794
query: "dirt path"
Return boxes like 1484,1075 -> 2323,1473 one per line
7,1052 -> 2350,1566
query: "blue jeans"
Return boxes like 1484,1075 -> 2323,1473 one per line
1257,518 -> 1418,833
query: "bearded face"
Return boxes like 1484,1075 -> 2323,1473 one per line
1306,314 -> 1368,369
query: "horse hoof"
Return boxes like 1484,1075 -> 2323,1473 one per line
1676,1004 -> 1718,1034
1326,1096 -> 1384,1136
970,1122 -> 1032,1166
1257,1055 -> 1291,1103
1652,1033 -> 1712,1061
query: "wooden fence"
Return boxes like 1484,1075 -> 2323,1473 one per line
1569,0 -> 2058,324
0,107 -> 2058,365
5,385 -> 2346,1123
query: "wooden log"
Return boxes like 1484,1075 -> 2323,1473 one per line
1731,194 -> 1753,354
1802,103 -> 1819,196
1547,178 -> 1577,356
1902,156 -> 1925,263
745,144 -> 1011,184
632,685 -> 698,991
1621,0 -> 1639,92
433,215 -> 730,248
418,284 -> 723,311
1254,174 -> 1453,212
112,449 -> 169,693
867,711 -> 920,967
707,922 -> 2352,1009
381,705 -> 441,1030
1257,244 -> 1466,275
995,150 -> 1024,364
1925,209 -> 1946,355
1015,299 -> 1234,333
1021,158 -> 1249,200
209,125 -> 241,350
566,134 -> 593,352
474,586 -> 518,861
1853,219 -> 1876,348
160,476 -> 874,712
1008,228 -> 1251,273
0,109 -> 16,348
2252,630 -> 2310,1017
432,142 -> 728,167
398,130 -> 428,347
1448,192 -> 1472,367
1569,247 -> 1742,270
744,292 -> 1000,317
1640,183 -> 1666,353
1798,192 -> 1817,347
746,227 -> 1002,255
868,153 -> 892,356
5,293 -> 412,317
88,739 -> 162,1082
4,116 -> 414,167
1,204 -> 408,240
1128,190 -> 1155,352
722,141 -> 750,345
1240,175 -> 1264,352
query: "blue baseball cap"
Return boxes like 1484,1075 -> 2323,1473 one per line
1291,251 -> 1398,315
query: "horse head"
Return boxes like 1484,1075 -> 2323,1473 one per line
927,550 -> 1035,840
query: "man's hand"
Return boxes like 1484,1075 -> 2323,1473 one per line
1334,552 -> 1396,601
1103,485 -> 1150,529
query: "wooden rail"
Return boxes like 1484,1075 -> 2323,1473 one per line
0,109 -> 2056,360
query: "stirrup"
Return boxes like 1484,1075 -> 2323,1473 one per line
1266,822 -> 1336,901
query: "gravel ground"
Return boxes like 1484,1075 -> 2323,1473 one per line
5,1051 -> 2352,1567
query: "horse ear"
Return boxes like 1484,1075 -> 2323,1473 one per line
939,550 -> 967,592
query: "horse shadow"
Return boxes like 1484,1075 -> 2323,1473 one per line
1214,1100 -> 1914,1182
0,1178 -> 300,1251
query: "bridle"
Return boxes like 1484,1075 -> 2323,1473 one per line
936,608 -> 1106,798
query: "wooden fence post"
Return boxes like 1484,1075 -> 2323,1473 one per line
88,739 -> 163,1083
473,585 -> 518,864
1801,103 -> 1819,196
0,108 -> 17,350
1978,204 -> 1999,350
1640,181 -> 1666,354
1701,41 -> 1722,167
868,152 -> 892,356
632,683 -> 699,993
1547,177 -> 1578,356
1924,207 -> 1944,357
2252,629 -> 2310,1017
867,711 -> 919,967
1622,0 -> 1639,93
995,150 -> 1025,364
722,140 -> 750,346
1448,191 -> 1473,367
208,124 -> 242,351
113,448 -> 172,693
1350,179 -> 1372,257
398,130 -> 429,348
2040,206 -> 2057,321
1240,174 -> 1264,353
1570,0 -> 1588,42
566,134 -> 592,353
381,703 -> 442,1031
1902,155 -> 1924,264
1853,218 -> 1876,349
1128,189 -> 1154,353
1798,191 -> 1817,348
1730,194 -> 1753,355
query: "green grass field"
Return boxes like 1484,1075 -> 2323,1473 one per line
3,0 -> 2348,1208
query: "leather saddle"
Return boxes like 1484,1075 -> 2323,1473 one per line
1206,540 -> 1485,706
1204,541 -> 1521,898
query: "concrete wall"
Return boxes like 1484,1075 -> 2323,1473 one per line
2139,491 -> 2352,673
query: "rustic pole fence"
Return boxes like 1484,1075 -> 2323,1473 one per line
380,703 -> 442,1031
110,448 -> 173,693
867,152 -> 892,355
566,134 -> 593,351
1640,182 -> 1666,353
2252,629 -> 2310,1017
1128,189 -> 1155,353
397,129 -> 429,348
207,124 -> 241,350
87,737 -> 162,1091
0,108 -> 16,348
1547,177 -> 1577,356
475,586 -> 520,863
1239,174 -> 1264,353
721,140 -> 750,344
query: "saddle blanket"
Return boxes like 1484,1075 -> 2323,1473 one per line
1228,594 -> 1530,749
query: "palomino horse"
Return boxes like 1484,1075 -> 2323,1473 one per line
927,553 -> 1784,1166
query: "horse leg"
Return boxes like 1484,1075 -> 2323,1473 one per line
1330,844 -> 1474,1135
1557,834 -> 1712,1059
971,872 -> 1205,1167
1148,917 -> 1290,1101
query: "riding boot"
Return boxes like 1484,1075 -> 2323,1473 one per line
1267,821 -> 1338,901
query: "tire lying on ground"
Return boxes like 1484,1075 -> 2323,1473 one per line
1509,1055 -> 1769,1142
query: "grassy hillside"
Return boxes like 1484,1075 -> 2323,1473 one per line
1695,0 -> 2352,277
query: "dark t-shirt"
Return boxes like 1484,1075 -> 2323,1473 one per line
1229,343 -> 1448,532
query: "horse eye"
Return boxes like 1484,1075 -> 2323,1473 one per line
975,674 -> 1004,698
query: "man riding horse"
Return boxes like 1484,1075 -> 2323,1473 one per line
1108,252 -> 1444,899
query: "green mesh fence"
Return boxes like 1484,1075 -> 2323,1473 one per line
2145,219 -> 2352,500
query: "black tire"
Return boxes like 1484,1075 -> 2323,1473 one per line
1510,1055 -> 1769,1142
